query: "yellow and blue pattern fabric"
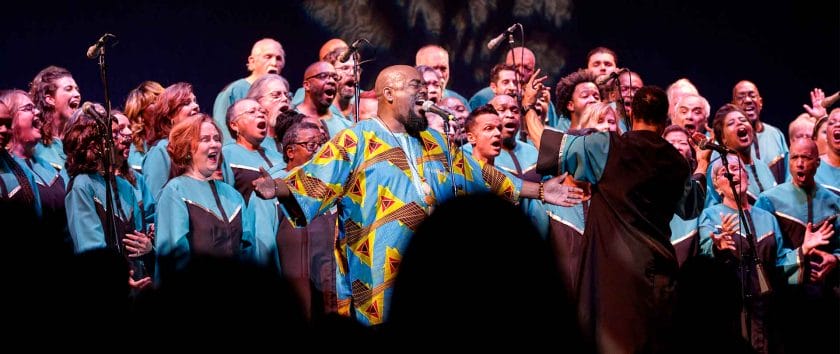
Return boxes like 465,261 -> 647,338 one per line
283,118 -> 521,325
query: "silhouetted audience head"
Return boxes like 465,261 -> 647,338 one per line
386,194 -> 583,350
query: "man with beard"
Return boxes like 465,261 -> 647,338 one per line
755,138 -> 839,353
251,65 -> 583,326
732,80 -> 789,184
294,61 -> 351,139
213,38 -> 285,144
537,86 -> 707,353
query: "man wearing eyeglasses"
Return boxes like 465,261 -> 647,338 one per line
732,80 -> 789,184
294,61 -> 352,140
213,38 -> 285,144
221,98 -> 285,269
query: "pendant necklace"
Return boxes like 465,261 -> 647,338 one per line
375,117 -> 434,207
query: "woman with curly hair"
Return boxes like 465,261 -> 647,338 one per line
64,102 -> 154,290
29,65 -> 81,169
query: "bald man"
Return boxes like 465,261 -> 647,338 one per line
294,61 -> 351,138
319,38 -> 348,60
214,38 -> 285,143
252,65 -> 582,326
755,138 -> 839,353
469,47 -> 560,131
731,80 -> 790,184
415,45 -> 469,107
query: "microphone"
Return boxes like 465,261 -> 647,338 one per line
595,68 -> 629,86
86,33 -> 116,59
420,100 -> 455,121
486,23 -> 520,50
691,132 -> 736,154
338,39 -> 365,63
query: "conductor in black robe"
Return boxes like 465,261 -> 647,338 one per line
536,86 -> 706,353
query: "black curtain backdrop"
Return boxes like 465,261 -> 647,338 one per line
2,0 -> 837,135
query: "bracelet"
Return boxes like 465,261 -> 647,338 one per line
538,182 -> 545,203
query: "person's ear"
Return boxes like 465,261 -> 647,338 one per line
303,79 -> 311,92
383,87 -> 394,103
466,131 -> 477,145
45,94 -> 56,107
246,55 -> 256,72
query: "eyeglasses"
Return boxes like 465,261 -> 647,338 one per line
292,141 -> 323,152
263,90 -> 292,102
234,106 -> 268,120
305,72 -> 341,82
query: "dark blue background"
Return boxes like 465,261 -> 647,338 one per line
2,0 -> 837,134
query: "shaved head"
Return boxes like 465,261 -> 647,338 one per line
791,138 -> 819,157
303,61 -> 333,80
505,47 -> 535,64
375,65 -> 416,102
319,38 -> 348,60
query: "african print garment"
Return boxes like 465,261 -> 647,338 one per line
283,118 -> 521,325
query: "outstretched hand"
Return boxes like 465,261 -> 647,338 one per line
252,167 -> 277,199
802,221 -> 834,255
803,88 -> 827,119
542,173 -> 585,207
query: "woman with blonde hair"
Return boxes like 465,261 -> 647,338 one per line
124,81 -> 165,172
574,101 -> 619,133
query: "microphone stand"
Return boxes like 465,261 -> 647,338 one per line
352,51 -> 361,123
93,46 -> 120,258
93,38 -> 146,281
440,113 -> 458,198
720,154 -> 768,347
609,73 -> 630,131
505,24 -> 523,105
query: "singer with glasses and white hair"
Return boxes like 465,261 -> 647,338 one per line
699,153 -> 831,354
246,74 -> 292,153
